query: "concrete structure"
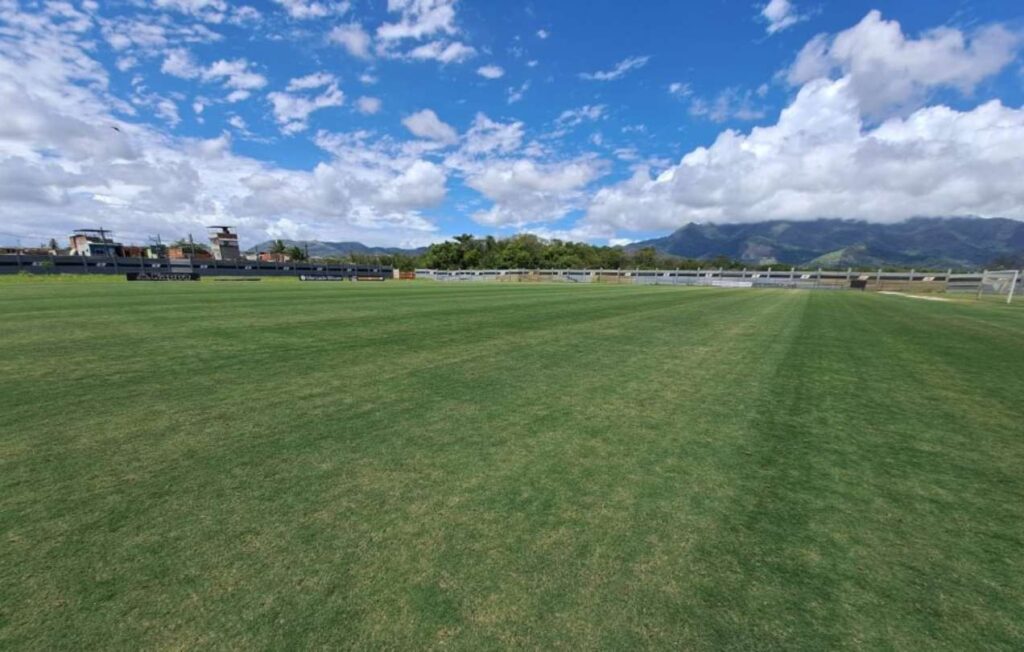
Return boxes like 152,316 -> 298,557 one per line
258,251 -> 291,263
69,229 -> 122,257
120,245 -> 149,258
0,247 -> 53,256
167,245 -> 213,260
207,226 -> 241,261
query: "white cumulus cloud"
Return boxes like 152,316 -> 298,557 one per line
586,77 -> 1024,232
405,40 -> 476,64
668,82 -> 692,97
273,0 -> 348,20
576,11 -> 1024,237
467,159 -> 605,227
556,105 -> 606,128
356,96 -> 382,114
402,109 -> 458,144
0,0 -> 443,247
268,84 -> 345,134
329,23 -> 372,59
460,113 -> 524,156
476,65 -> 505,79
286,72 -> 336,91
761,0 -> 804,35
378,0 -> 457,41
161,50 -> 267,99
787,10 -> 1021,117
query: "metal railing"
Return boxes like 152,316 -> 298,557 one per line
415,267 -> 1022,296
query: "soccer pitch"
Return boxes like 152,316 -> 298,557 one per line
2,279 -> 1022,649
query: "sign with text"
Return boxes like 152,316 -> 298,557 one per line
126,272 -> 201,281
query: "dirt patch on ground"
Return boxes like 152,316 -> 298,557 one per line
878,291 -> 952,302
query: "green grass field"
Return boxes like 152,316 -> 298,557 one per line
2,278 -> 1023,649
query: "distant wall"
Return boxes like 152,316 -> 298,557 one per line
416,267 -> 1022,294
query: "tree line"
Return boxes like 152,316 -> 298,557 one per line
336,234 -> 746,272
283,233 -> 1008,272
268,240 -> 309,261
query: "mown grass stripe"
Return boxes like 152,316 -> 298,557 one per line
1,280 -> 1021,649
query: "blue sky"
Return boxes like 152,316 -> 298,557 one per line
2,0 -> 1024,248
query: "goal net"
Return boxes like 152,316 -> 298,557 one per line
976,270 -> 1020,304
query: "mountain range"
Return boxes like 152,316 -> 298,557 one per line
250,240 -> 427,258
627,217 -> 1024,269
255,217 -> 1024,269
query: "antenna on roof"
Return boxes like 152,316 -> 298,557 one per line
74,227 -> 112,241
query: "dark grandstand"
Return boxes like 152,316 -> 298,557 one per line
0,253 -> 391,280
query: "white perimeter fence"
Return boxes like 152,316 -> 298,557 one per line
417,268 -> 1022,302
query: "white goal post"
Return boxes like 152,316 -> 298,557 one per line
976,270 -> 1020,304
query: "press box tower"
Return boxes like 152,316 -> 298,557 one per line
207,226 -> 240,261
